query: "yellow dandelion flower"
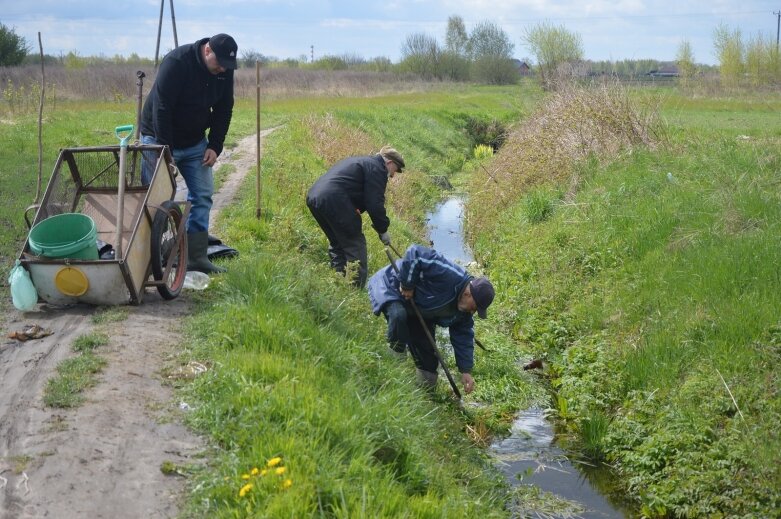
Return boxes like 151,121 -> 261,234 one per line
260,469 -> 268,476
250,467 -> 260,476
282,478 -> 293,489
241,474 -> 251,480
239,483 -> 254,497
267,457 -> 282,467
275,466 -> 287,475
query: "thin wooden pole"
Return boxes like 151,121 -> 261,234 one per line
255,60 -> 262,219
35,32 -> 45,204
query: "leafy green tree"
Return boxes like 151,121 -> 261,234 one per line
0,23 -> 30,66
439,51 -> 470,81
522,22 -> 583,89
744,33 -> 767,85
312,55 -> 349,71
768,44 -> 781,84
713,23 -> 744,87
743,32 -> 781,86
363,56 -> 393,73
676,39 -> 696,85
445,15 -> 468,56
468,20 -> 517,84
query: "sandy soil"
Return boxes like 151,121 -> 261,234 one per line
0,131 -> 273,519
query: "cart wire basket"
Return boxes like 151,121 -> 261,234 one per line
19,128 -> 189,305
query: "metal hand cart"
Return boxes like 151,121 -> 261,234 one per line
17,125 -> 190,305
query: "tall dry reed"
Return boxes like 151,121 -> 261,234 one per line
0,64 -> 459,107
468,81 -> 665,234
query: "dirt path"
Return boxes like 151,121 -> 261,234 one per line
0,131 -> 274,519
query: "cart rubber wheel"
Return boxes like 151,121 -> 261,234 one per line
151,200 -> 187,300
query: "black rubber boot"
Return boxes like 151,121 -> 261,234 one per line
187,231 -> 226,274
416,368 -> 438,391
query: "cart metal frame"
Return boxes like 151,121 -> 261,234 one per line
18,142 -> 189,305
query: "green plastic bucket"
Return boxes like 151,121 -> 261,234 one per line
28,213 -> 99,260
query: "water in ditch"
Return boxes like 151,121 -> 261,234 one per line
426,196 -> 631,518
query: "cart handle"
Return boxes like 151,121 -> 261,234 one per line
115,124 -> 134,147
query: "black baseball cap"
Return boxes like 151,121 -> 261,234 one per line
209,33 -> 238,70
470,277 -> 495,319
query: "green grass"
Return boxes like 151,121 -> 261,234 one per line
0,85 -> 551,516
43,352 -> 107,408
72,332 -> 109,352
470,88 -> 781,516
174,86 -> 549,517
180,253 -> 508,516
90,307 -> 129,324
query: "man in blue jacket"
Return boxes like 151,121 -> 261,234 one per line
368,244 -> 495,394
140,33 -> 237,274
306,146 -> 405,287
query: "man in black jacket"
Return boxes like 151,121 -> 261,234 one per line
306,146 -> 405,287
140,33 -> 237,274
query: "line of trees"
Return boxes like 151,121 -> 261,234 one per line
398,16 -> 519,84
712,23 -> 781,86
7,17 -> 780,90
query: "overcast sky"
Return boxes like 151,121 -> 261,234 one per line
2,0 -> 779,65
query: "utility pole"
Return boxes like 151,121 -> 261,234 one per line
310,45 -> 314,63
154,0 -> 179,68
169,0 -> 178,48
775,10 -> 780,51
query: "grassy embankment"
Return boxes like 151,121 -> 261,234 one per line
467,85 -> 781,516
1,85 -> 563,516
177,86 -> 552,517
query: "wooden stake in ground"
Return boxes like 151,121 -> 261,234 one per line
35,32 -> 45,204
255,60 -> 262,219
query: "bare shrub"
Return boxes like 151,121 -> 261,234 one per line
468,82 -> 664,234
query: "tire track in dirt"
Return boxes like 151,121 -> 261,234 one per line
0,129 -> 275,518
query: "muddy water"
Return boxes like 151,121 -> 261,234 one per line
426,196 -> 630,518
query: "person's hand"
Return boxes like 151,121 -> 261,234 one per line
461,373 -> 475,394
202,148 -> 218,167
400,286 -> 414,300
379,232 -> 391,246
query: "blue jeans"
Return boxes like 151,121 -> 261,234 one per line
141,135 -> 214,233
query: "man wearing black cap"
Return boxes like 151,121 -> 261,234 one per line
367,244 -> 495,394
306,145 -> 405,288
140,33 -> 238,274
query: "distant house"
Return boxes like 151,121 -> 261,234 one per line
511,59 -> 533,76
647,64 -> 679,77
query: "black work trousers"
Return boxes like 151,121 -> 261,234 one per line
306,196 -> 368,287
383,301 -> 438,373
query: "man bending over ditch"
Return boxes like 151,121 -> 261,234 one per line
367,244 -> 495,394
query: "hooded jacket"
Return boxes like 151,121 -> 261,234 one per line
140,38 -> 234,155
368,244 -> 475,372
